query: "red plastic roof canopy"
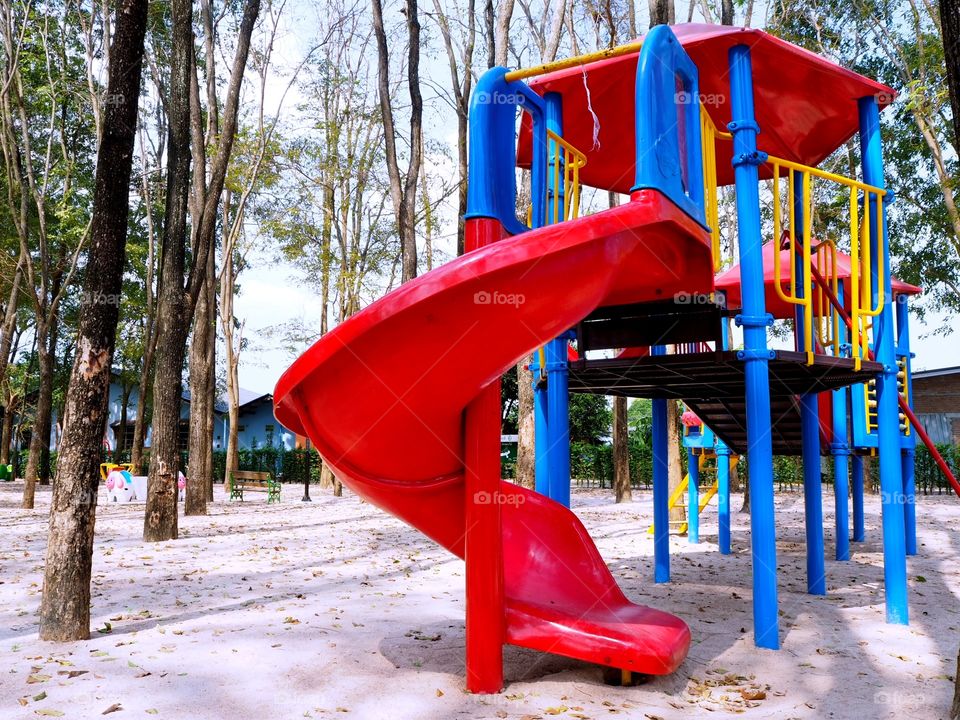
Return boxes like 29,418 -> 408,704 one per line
715,239 -> 920,319
517,24 -> 894,193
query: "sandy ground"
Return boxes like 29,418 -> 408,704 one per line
1,480 -> 958,720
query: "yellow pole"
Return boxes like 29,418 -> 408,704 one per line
504,42 -> 642,82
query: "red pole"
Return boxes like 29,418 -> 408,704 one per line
463,218 -> 505,694
810,265 -> 960,497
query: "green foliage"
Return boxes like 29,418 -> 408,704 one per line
569,393 -> 611,444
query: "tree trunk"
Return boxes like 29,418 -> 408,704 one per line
143,0 -> 193,543
0,259 -> 22,405
494,0 -> 515,65
224,400 -> 240,487
185,243 -> 215,515
38,0 -> 148,641
940,0 -> 960,153
118,384 -> 131,454
1,398 -> 13,464
371,0 -> 422,282
666,397 -> 684,522
37,320 -> 58,485
22,327 -> 55,508
319,461 -> 334,490
515,362 -> 535,489
613,396 -> 631,502
128,340 -> 154,473
648,0 -> 675,25
720,0 -> 734,25
740,462 -> 750,512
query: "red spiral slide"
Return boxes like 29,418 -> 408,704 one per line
274,190 -> 715,686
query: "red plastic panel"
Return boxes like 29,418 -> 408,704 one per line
517,25 -> 895,193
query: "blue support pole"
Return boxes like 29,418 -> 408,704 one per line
902,448 -> 917,555
717,315 -> 732,555
717,442 -> 732,555
651,347 -> 670,583
897,295 -> 917,555
831,284 -> 851,560
687,450 -> 700,543
545,337 -> 571,508
532,355 -> 550,496
539,93 -> 571,509
792,171 -> 826,595
831,400 -> 851,561
728,45 -> 779,649
860,95 -> 908,625
852,453 -> 866,542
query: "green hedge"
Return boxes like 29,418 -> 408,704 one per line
14,441 -> 959,495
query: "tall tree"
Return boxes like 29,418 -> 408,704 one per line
144,0 -> 260,538
38,0 -> 149,642
648,0 -> 674,25
142,0 -> 193,541
0,4 -> 95,507
128,121 -> 162,475
429,0 -> 475,254
941,0 -> 960,152
371,0 -> 422,282
613,396 -> 631,502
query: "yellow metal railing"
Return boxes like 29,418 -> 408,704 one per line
849,188 -> 886,370
504,41 -> 642,83
897,357 -> 911,435
865,379 -> 878,434
768,156 -> 886,367
814,238 -> 841,356
700,108 -> 731,272
864,360 -> 912,437
546,129 -> 587,224
528,131 -> 586,367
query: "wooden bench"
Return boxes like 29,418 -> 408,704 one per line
229,470 -> 281,503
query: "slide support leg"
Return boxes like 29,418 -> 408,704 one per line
464,382 -> 504,694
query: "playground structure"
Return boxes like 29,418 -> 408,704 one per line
274,24 -> 960,693
646,411 -> 738,550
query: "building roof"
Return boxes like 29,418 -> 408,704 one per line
181,389 -> 229,414
236,388 -> 270,407
912,366 -> 960,379
517,24 -> 895,193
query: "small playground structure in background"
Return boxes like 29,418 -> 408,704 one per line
274,23 -> 960,693
101,462 -> 185,503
